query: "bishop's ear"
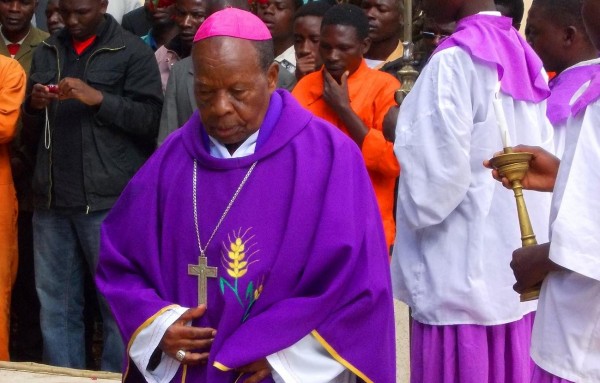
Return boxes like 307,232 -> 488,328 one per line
266,62 -> 279,92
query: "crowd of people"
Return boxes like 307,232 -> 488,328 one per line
0,0 -> 599,382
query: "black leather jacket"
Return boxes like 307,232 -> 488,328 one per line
22,15 -> 163,212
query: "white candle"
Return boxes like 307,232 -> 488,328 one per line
404,0 -> 412,43
493,82 -> 512,148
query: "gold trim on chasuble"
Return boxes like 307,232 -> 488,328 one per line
213,361 -> 232,371
215,331 -> 374,382
122,304 -> 180,382
312,330 -> 374,383
181,365 -> 188,382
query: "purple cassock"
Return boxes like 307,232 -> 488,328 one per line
434,14 -> 550,103
548,65 -> 600,125
96,90 -> 396,382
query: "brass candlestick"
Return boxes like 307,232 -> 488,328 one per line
394,0 -> 419,106
489,147 -> 540,302
395,41 -> 419,105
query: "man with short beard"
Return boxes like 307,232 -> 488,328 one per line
293,4 -> 400,250
0,0 -> 48,71
361,0 -> 403,78
257,0 -> 303,74
45,0 -> 65,35
155,0 -> 206,92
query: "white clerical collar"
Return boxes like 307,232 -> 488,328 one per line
479,11 -> 502,16
208,130 -> 260,159
564,57 -> 600,72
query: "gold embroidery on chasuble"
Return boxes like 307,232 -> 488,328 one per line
218,227 -> 264,322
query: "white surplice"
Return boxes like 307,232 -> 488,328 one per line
391,44 -> 554,325
531,81 -> 600,382
128,131 -> 354,383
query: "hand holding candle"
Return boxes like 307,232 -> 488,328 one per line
493,82 -> 512,148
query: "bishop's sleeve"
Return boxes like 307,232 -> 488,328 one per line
96,152 -> 182,373
394,49 -> 474,229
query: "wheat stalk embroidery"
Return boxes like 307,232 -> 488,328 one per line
219,228 -> 263,322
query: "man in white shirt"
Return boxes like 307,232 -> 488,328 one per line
490,0 -> 600,380
392,0 -> 554,381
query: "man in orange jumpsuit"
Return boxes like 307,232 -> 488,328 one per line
292,3 -> 400,248
0,55 -> 26,360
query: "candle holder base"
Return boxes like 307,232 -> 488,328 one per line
520,285 -> 541,302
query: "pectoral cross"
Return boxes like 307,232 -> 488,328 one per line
188,254 -> 218,305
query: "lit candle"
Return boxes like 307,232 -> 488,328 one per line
493,82 -> 512,148
404,0 -> 412,43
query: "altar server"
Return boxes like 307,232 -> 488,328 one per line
391,0 -> 554,381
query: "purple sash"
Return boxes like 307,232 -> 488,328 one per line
434,14 -> 550,102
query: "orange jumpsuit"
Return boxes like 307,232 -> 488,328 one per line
292,60 -> 400,247
0,55 -> 26,360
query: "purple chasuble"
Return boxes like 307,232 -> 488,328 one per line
548,64 -> 600,125
572,72 -> 600,117
96,90 -> 395,383
434,14 -> 550,102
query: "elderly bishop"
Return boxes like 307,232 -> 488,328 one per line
96,8 -> 395,383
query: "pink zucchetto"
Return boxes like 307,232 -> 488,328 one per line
193,7 -> 272,43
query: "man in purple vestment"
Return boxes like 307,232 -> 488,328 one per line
96,7 -> 395,383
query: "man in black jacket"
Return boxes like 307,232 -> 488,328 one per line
22,0 -> 163,372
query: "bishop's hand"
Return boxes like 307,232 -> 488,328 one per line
160,305 -> 216,365
236,359 -> 272,383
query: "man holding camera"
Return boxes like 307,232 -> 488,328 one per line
22,0 -> 163,372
